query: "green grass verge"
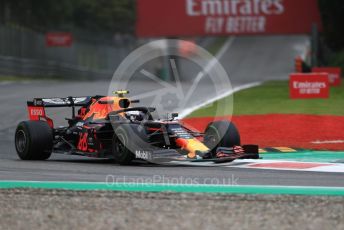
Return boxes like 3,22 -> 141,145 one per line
0,75 -> 42,81
188,81 -> 344,117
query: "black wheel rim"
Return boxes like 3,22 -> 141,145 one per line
205,128 -> 220,148
16,130 -> 27,153
205,135 -> 217,145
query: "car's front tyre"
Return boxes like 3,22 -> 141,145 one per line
112,126 -> 135,165
203,120 -> 241,157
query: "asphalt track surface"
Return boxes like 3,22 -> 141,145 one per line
2,36 -> 343,187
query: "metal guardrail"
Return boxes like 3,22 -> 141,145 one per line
0,55 -> 113,79
0,24 -> 135,79
0,24 -> 216,80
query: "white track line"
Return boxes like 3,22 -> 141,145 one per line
227,159 -> 344,173
311,140 -> 344,144
154,159 -> 344,173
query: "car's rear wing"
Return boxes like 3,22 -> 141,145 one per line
26,97 -> 93,128
27,97 -> 92,108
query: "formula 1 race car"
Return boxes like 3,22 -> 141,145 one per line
14,91 -> 259,165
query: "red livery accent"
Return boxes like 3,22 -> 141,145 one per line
27,106 -> 45,120
148,127 -> 162,132
289,73 -> 329,99
78,132 -> 88,151
27,106 -> 54,128
176,138 -> 188,148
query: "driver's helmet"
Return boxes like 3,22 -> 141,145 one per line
125,111 -> 145,121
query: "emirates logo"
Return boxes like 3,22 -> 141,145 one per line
186,0 -> 285,17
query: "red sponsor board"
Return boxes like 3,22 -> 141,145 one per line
289,73 -> 329,99
136,0 -> 322,37
46,32 -> 73,47
312,67 -> 342,86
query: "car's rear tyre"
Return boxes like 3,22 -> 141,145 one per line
15,121 -> 53,160
204,120 -> 241,156
112,125 -> 149,165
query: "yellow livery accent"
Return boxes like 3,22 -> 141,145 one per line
274,147 -> 297,152
182,139 -> 209,158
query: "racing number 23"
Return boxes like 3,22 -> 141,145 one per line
78,133 -> 88,151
